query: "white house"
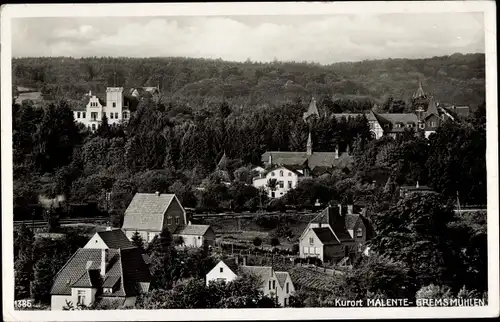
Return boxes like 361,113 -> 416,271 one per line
206,260 -> 296,307
252,165 -> 302,198
84,229 -> 135,250
205,260 -> 239,286
73,87 -> 131,131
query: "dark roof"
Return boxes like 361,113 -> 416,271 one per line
331,224 -> 355,243
122,193 -> 179,232
97,230 -> 135,249
217,152 -> 228,170
425,98 -> 439,117
308,152 -> 353,170
312,227 -> 339,245
240,265 -> 274,283
345,214 -> 360,230
262,151 -> 309,166
175,224 -> 211,236
50,248 -> 151,297
221,259 -> 239,274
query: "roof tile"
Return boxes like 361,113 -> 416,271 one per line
122,193 -> 176,231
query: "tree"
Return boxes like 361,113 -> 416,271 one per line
30,256 -> 54,303
253,237 -> 262,248
174,236 -> 184,247
131,231 -> 145,250
15,254 -> 34,300
266,178 -> 278,196
415,284 -> 453,301
270,237 -> 280,248
14,223 -> 34,261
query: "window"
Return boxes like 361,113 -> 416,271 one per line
82,112 -> 86,118
91,124 -> 96,131
271,172 -> 275,176
356,228 -> 363,237
103,112 -> 106,118
309,237 -> 314,245
279,181 -> 284,188
303,247 -> 308,254
77,290 -> 86,305
220,267 -> 223,273
314,247 -> 319,254
288,172 -> 292,176
113,102 -> 116,107
279,170 -> 284,176
288,181 -> 292,189
175,217 -> 180,225
419,123 -> 425,129
431,121 -> 436,127
115,112 -> 119,119
284,298 -> 287,307
77,112 -> 80,118
110,113 -> 114,119
358,244 -> 363,252
286,282 -> 289,294
272,280 -> 276,289
269,281 -> 271,290
91,112 -> 98,121
216,278 -> 226,283
407,123 -> 413,128
271,191 -> 275,198
167,216 -> 172,225
123,112 -> 128,119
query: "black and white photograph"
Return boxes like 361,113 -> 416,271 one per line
1,1 -> 498,321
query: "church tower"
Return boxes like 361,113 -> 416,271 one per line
413,82 -> 428,122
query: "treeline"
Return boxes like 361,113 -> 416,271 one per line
12,95 -> 486,224
12,53 -> 485,109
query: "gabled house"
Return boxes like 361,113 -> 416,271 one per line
84,229 -> 135,250
299,205 -> 373,264
174,223 -> 216,247
205,260 -> 239,286
206,259 -> 296,307
122,192 -> 213,248
399,182 -> 434,198
50,247 -> 151,310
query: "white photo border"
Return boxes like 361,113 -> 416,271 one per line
1,1 -> 498,321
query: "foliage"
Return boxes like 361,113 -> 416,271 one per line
415,284 -> 453,300
135,273 -> 280,309
30,256 -> 53,303
252,237 -> 262,247
270,237 -> 280,247
131,231 -> 145,250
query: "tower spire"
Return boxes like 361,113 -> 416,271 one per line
307,131 -> 312,156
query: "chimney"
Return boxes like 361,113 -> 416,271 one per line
268,154 -> 272,165
347,205 -> 353,215
89,90 -> 92,96
155,191 -> 160,197
100,249 -> 107,278
335,146 -> 339,159
416,181 -> 420,188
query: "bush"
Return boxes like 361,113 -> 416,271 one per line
252,237 -> 262,247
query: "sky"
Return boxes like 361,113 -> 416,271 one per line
11,13 -> 484,64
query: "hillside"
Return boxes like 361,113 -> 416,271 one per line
12,53 -> 485,109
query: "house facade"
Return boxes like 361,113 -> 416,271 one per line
122,192 -> 187,243
73,87 -> 131,131
205,260 -> 239,286
122,192 -> 213,247
50,247 -> 151,310
299,205 -> 373,264
174,223 -> 216,247
252,165 -> 302,198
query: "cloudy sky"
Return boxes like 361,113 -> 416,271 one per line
11,13 -> 484,64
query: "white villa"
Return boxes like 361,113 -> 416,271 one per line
73,87 -> 130,131
252,165 -> 302,198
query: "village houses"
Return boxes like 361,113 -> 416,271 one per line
206,257 -> 296,307
122,192 -> 215,247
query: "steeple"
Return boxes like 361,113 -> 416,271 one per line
217,151 -> 228,170
306,131 -> 313,156
413,81 -> 426,99
303,97 -> 320,123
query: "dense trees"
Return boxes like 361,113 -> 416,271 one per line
13,54 -> 485,109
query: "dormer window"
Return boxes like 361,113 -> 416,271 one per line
103,287 -> 113,294
419,123 -> 425,129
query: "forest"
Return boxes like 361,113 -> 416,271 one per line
12,53 -> 485,110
